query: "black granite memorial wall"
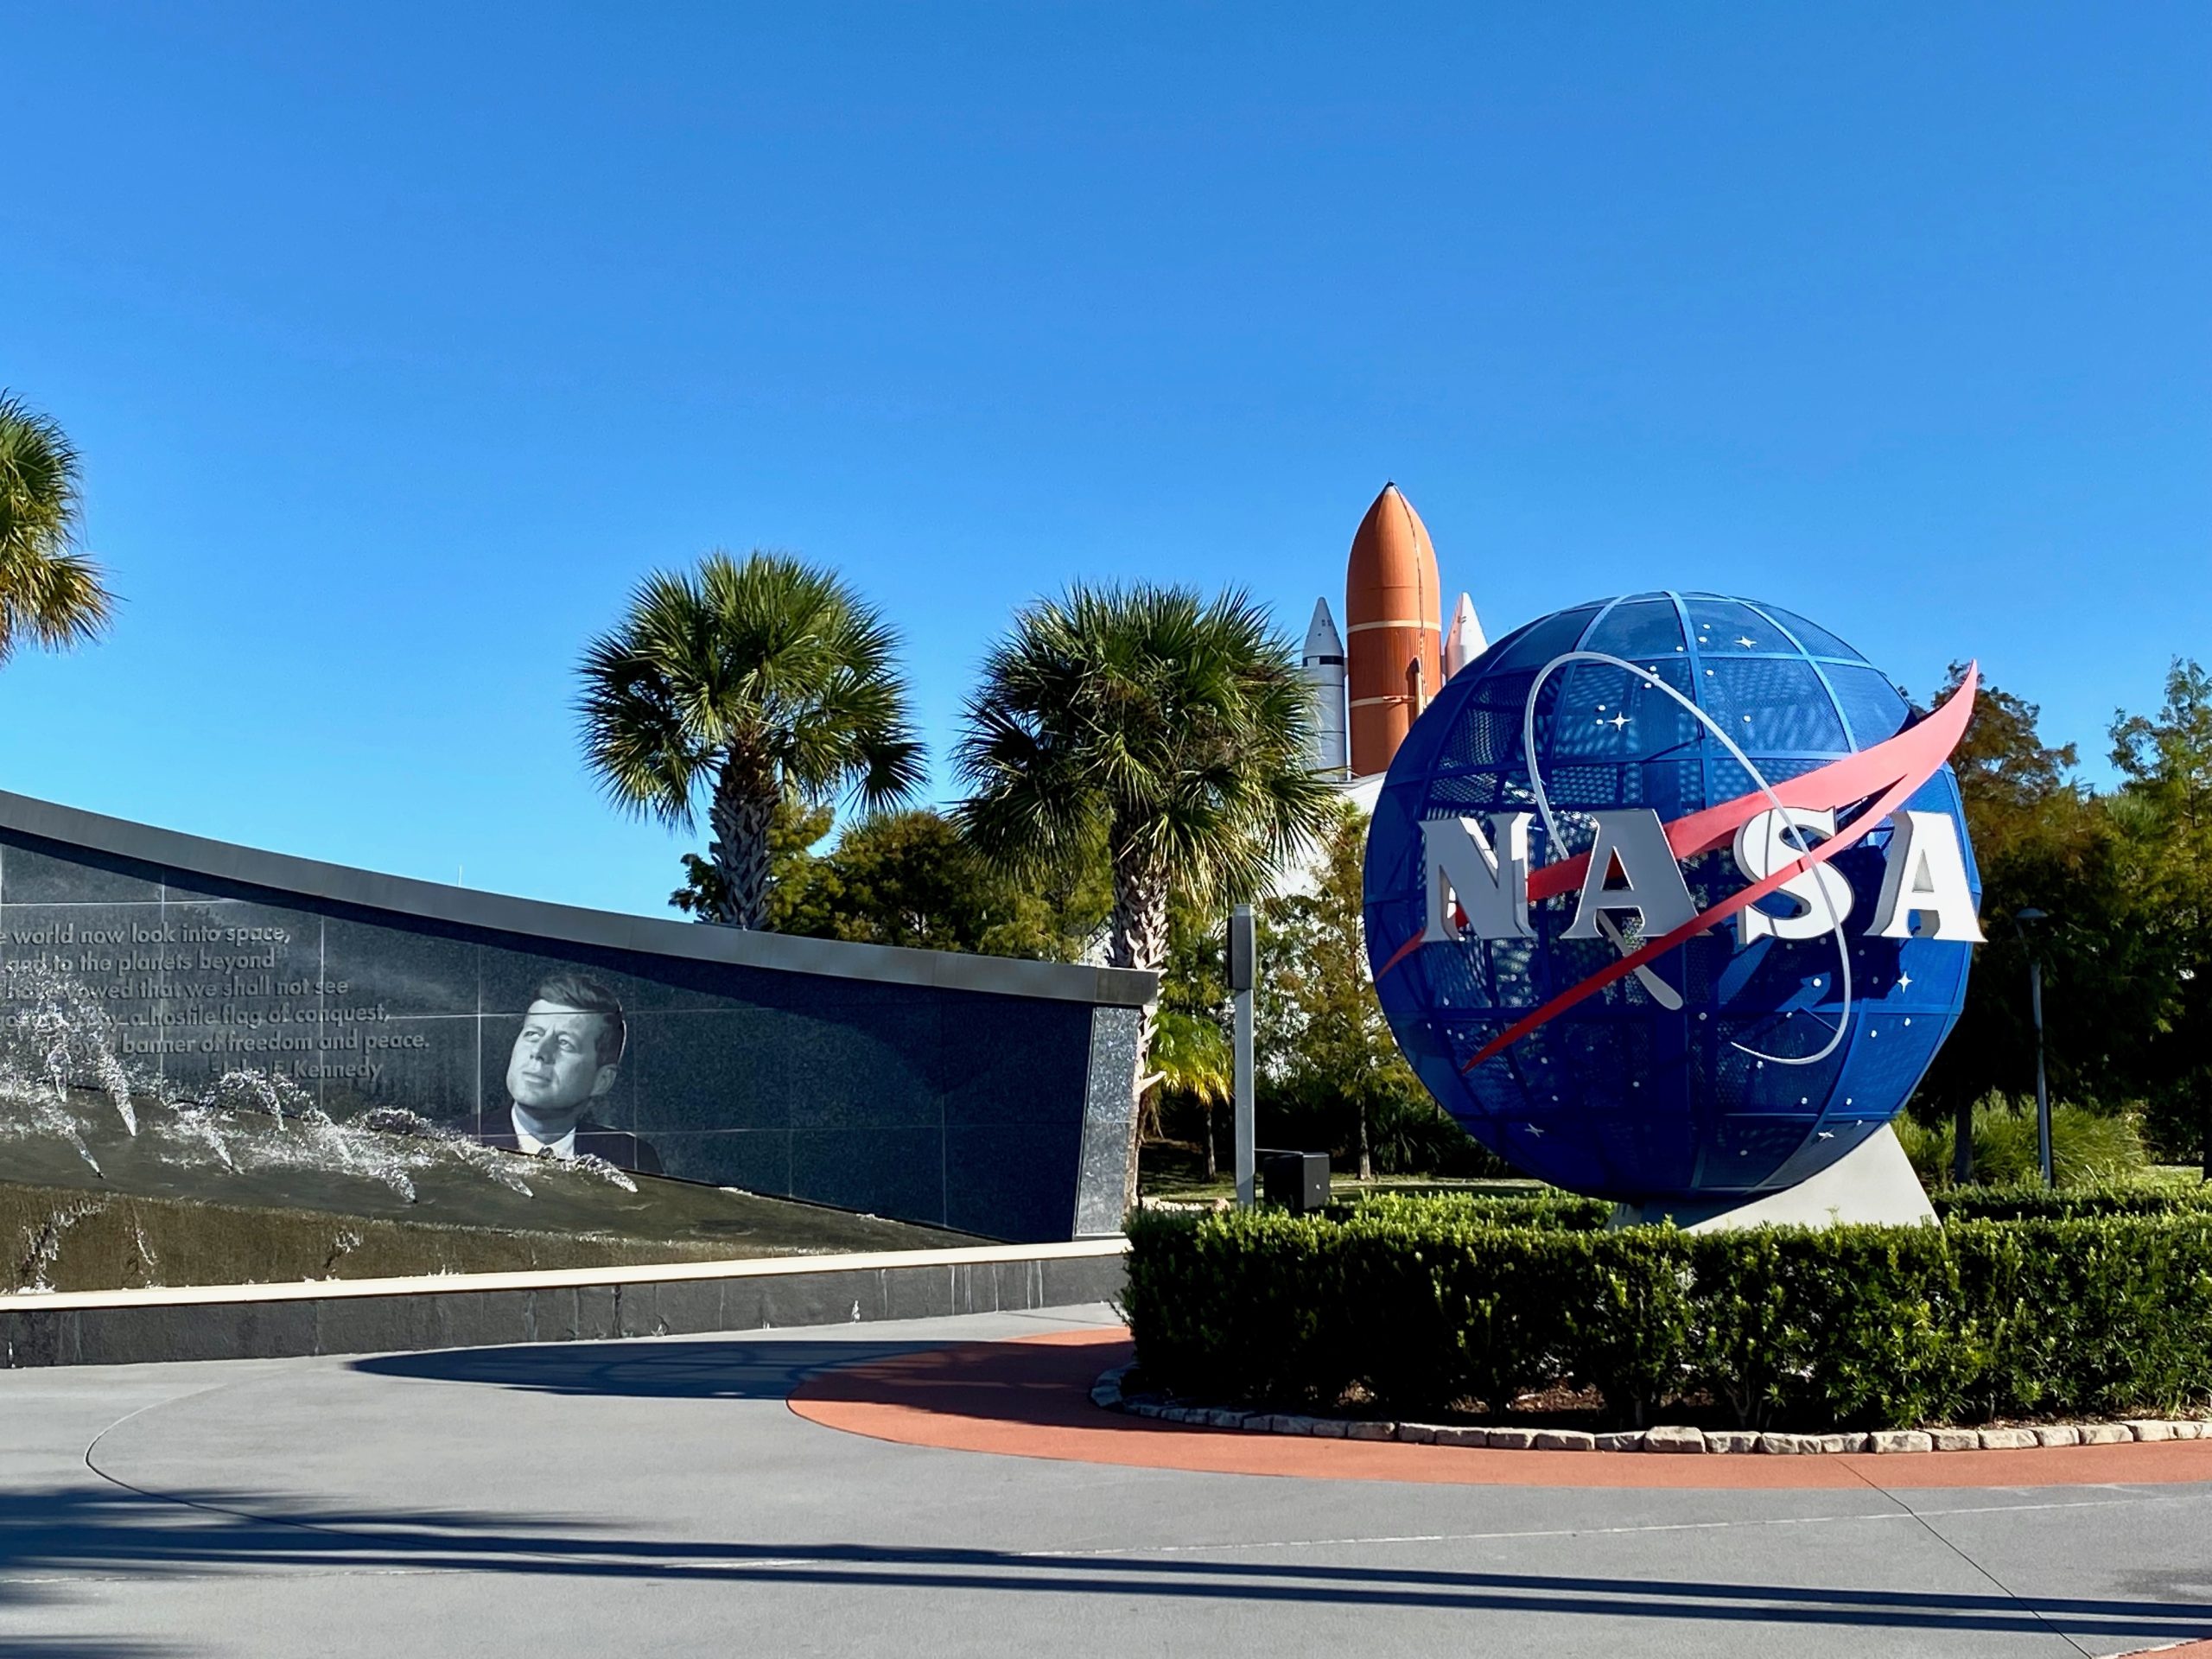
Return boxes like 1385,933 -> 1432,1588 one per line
0,792 -> 1152,1243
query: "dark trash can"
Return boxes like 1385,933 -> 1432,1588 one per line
1258,1148 -> 1331,1214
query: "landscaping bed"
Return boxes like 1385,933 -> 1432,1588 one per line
1122,1186 -> 2212,1433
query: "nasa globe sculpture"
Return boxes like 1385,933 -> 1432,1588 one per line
1363,591 -> 1983,1213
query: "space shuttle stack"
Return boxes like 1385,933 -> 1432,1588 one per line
1344,484 -> 1444,780
1298,483 -> 1486,783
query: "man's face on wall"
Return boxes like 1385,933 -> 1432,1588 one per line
505,1000 -> 618,1128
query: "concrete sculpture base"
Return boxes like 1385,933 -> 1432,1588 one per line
1610,1124 -> 1937,1232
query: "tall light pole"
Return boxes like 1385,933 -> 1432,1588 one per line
2016,907 -> 2052,1186
1228,904 -> 1256,1209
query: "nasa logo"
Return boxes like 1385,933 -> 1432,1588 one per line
1361,592 -> 1983,1204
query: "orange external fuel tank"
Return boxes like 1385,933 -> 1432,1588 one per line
1344,483 -> 1443,778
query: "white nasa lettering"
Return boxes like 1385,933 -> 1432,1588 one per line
1416,804 -> 1983,949
1868,810 -> 1986,942
1421,813 -> 1535,942
1564,811 -> 1698,940
1731,807 -> 1854,944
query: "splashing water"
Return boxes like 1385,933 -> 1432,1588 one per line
2,969 -> 646,1211
16,1198 -> 107,1294
1,965 -> 136,1134
0,1082 -> 107,1174
192,1068 -> 315,1127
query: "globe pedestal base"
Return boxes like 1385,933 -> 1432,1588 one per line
1609,1126 -> 1936,1233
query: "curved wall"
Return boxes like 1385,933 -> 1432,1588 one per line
0,791 -> 1154,1243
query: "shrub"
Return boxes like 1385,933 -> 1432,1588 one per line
1897,1091 -> 2150,1189
1122,1199 -> 2212,1430
1932,1181 -> 2212,1222
1332,1190 -> 1611,1230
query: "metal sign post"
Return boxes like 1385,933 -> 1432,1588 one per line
2018,908 -> 2053,1187
1228,904 -> 1255,1209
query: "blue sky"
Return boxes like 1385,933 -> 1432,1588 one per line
4,3 -> 2205,917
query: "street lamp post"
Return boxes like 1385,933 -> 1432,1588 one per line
1228,904 -> 1256,1209
2016,908 -> 2052,1187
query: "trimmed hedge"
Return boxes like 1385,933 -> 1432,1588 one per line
1123,1200 -> 2212,1430
1325,1191 -> 1611,1230
1930,1181 -> 2212,1223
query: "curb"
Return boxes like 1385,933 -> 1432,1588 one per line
1088,1367 -> 2212,1455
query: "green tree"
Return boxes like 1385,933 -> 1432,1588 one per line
1944,661 -> 2082,846
1140,906 -> 1236,1178
2107,658 -> 2212,1160
1918,659 -> 2212,1168
957,584 -> 1336,1205
1145,1007 -> 1234,1179
1260,802 -> 1414,1179
670,798 -> 832,925
579,550 -> 923,930
0,391 -> 114,665
728,804 -> 1115,960
2112,658 -> 2212,846
776,809 -> 1019,951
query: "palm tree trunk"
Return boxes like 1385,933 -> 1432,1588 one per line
1108,842 -> 1172,1213
707,769 -> 777,931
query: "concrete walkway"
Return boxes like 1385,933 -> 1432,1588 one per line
3,1304 -> 2208,1658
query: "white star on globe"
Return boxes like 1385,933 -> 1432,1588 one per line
1897,970 -> 1914,991
1736,634 -> 1756,647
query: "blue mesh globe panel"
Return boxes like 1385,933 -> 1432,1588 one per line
1705,752 -> 1826,804
1581,597 -> 1688,659
1700,658 -> 1852,753
1706,1117 -> 1819,1190
1549,664 -> 1702,762
1680,597 -> 1798,655
1822,664 -> 1913,747
1840,1017 -> 1946,1116
1764,1117 -> 1883,1186
1746,602 -> 1868,664
1907,768 -> 1983,886
1891,932 -> 1972,1018
1427,772 -> 1513,810
1486,604 -> 1605,674
1443,704 -> 1527,769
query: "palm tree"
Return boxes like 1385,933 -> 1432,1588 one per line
1144,1007 -> 1234,1180
577,550 -> 924,929
956,584 -> 1337,1207
0,391 -> 114,665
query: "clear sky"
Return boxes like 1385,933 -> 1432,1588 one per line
3,3 -> 2205,918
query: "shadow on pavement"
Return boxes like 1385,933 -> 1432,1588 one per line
3,1480 -> 2209,1645
351,1338 -> 938,1399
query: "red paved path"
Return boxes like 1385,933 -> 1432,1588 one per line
791,1326 -> 2212,1492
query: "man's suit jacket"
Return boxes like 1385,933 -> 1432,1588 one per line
479,1120 -> 664,1177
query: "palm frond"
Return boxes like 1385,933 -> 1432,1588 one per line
0,391 -> 114,665
956,580 -> 1332,906
575,549 -> 922,829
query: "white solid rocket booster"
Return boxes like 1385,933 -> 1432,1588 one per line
1443,592 -> 1487,681
1301,597 -> 1350,778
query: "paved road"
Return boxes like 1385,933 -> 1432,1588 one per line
3,1304 -> 2209,1658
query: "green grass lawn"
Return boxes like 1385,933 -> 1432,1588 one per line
1138,1141 -> 2204,1207
1137,1139 -> 1542,1203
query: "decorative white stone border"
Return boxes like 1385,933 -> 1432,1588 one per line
1090,1366 -> 2211,1453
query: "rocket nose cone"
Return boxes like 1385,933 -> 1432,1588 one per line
1445,592 -> 1489,678
1345,483 -> 1442,632
1303,597 -> 1344,658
